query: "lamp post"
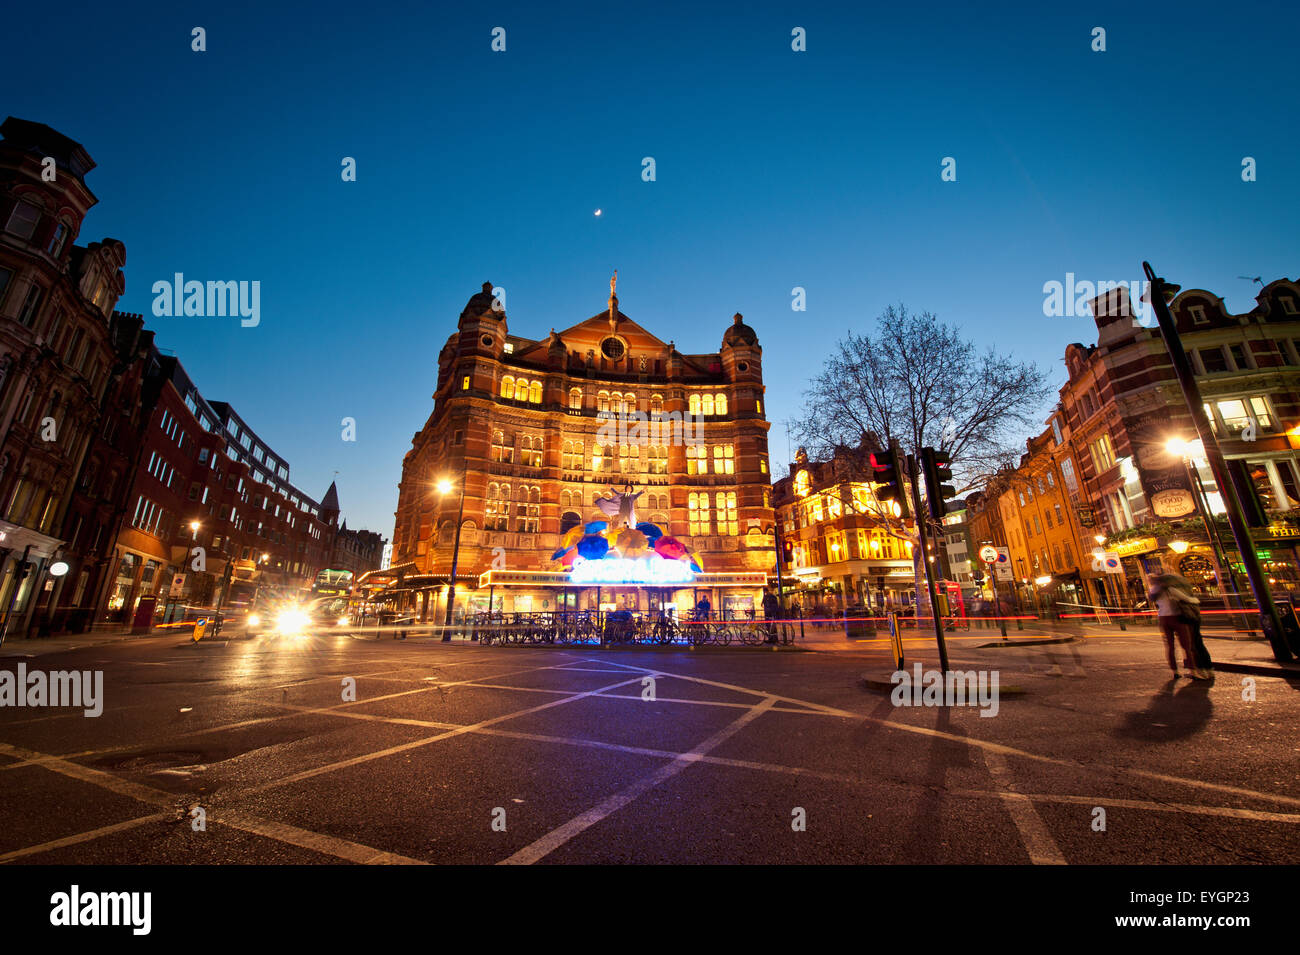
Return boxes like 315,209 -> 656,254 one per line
438,474 -> 467,640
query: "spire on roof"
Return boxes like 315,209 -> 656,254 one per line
321,480 -> 340,512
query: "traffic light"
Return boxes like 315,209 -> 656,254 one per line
869,443 -> 910,518
919,446 -> 958,521
781,539 -> 794,565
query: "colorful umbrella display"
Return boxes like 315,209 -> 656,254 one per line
576,534 -> 610,560
653,536 -> 688,560
549,516 -> 699,580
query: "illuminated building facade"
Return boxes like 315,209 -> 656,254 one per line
989,280 -> 1300,608
771,443 -> 917,613
390,279 -> 775,618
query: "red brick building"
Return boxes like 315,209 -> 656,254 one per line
1054,281 -> 1300,599
102,347 -> 386,625
0,117 -> 129,638
390,280 -> 775,619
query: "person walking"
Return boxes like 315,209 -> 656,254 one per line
761,586 -> 781,644
1149,572 -> 1210,680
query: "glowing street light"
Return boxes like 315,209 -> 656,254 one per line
1169,540 -> 1189,554
437,474 -> 467,640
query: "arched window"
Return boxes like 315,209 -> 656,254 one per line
794,469 -> 810,497
500,376 -> 515,400
517,485 -> 540,532
650,394 -> 663,414
560,511 -> 582,534
528,380 -> 542,404
715,393 -> 727,416
598,391 -> 610,413
520,435 -> 542,468
689,394 -> 701,416
688,446 -> 711,475
492,430 -> 512,463
569,387 -> 582,410
624,392 -> 637,413
648,446 -> 667,474
702,394 -> 715,416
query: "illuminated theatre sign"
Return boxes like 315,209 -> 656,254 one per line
569,556 -> 695,585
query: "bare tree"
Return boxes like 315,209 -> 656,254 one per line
792,305 -> 1050,495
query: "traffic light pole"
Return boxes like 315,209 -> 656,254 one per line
1144,261 -> 1294,662
908,453 -> 950,672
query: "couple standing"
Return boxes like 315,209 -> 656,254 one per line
1149,572 -> 1213,680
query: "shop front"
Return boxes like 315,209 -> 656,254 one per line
475,568 -> 769,621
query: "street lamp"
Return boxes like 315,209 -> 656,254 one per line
190,520 -> 201,539
437,474 -> 467,640
1165,435 -> 1242,604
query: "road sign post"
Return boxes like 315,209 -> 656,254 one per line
980,546 -> 1008,638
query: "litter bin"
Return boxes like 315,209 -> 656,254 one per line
842,605 -> 873,640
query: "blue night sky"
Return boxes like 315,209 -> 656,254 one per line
7,0 -> 1297,535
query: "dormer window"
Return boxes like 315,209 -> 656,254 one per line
1189,305 -> 1208,326
4,200 -> 40,240
1282,296 -> 1298,315
503,342 -> 514,354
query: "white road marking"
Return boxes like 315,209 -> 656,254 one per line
500,697 -> 778,865
0,812 -> 171,863
241,674 -> 649,795
982,750 -> 1067,865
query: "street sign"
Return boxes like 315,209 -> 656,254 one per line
1091,551 -> 1123,574
994,547 -> 1012,581
979,544 -> 998,564
169,573 -> 187,597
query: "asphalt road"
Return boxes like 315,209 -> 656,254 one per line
1,626 -> 1297,865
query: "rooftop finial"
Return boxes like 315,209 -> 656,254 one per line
608,269 -> 619,329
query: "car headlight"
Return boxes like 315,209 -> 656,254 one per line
275,609 -> 310,634
247,613 -> 261,627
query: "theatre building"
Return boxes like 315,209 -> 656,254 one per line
389,279 -> 776,619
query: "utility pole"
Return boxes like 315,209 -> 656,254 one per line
1144,261 -> 1296,661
